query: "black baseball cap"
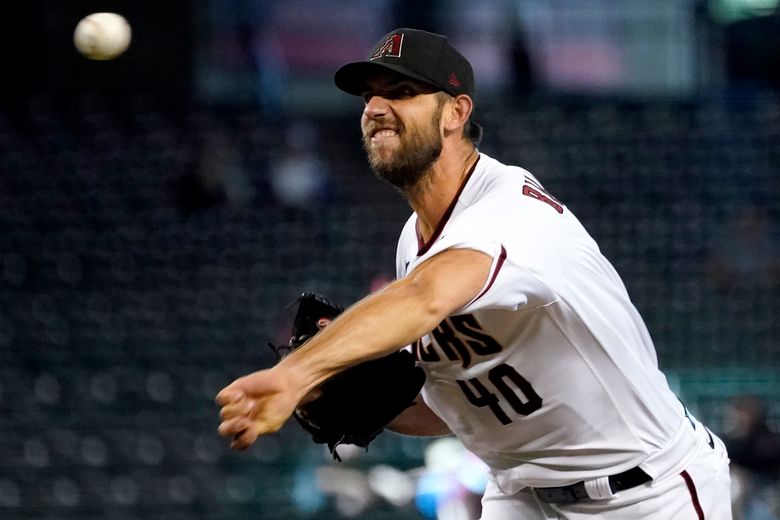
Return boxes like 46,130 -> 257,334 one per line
334,28 -> 475,99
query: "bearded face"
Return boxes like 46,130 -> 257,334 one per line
362,98 -> 445,191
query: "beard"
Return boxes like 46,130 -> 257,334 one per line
362,109 -> 443,191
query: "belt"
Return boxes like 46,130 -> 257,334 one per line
533,466 -> 652,504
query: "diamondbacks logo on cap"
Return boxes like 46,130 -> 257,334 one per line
370,33 -> 404,60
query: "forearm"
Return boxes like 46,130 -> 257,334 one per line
278,276 -> 445,401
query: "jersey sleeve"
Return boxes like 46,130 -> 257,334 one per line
417,191 -> 565,314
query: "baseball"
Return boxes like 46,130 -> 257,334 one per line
73,12 -> 132,61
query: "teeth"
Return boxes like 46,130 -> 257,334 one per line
374,129 -> 397,138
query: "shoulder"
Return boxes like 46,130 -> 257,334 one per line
472,153 -> 527,186
462,154 -> 564,219
467,154 -> 543,203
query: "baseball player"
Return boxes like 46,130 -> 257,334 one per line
217,28 -> 733,519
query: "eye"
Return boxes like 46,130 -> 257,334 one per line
396,85 -> 416,99
361,84 -> 421,103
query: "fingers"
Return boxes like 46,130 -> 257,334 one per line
216,417 -> 259,450
217,416 -> 252,438
216,407 -> 283,450
230,427 -> 260,451
215,387 -> 245,407
215,388 -> 277,450
218,398 -> 255,421
217,410 -> 261,451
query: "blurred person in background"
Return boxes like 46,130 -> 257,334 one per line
217,28 -> 732,519
415,437 -> 488,520
268,120 -> 335,212
722,395 -> 780,520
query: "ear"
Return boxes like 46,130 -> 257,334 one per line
442,94 -> 473,134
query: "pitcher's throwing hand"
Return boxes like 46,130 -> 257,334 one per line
216,367 -> 301,450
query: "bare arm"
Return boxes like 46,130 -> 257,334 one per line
387,394 -> 452,436
217,247 -> 492,449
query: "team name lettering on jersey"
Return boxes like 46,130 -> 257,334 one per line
522,175 -> 563,214
414,314 -> 503,367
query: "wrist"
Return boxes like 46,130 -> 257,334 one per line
275,357 -> 318,406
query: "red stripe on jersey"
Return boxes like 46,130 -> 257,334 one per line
681,470 -> 705,520
472,245 -> 507,303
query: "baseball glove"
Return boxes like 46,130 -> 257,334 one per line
269,292 -> 425,460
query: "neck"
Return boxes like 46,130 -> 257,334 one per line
404,143 -> 478,242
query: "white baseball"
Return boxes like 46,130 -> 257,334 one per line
73,12 -> 132,61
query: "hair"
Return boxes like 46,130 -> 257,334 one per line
435,91 -> 483,147
466,119 -> 483,147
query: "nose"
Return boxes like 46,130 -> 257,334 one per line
363,95 -> 391,120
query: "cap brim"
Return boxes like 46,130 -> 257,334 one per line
334,61 -> 439,96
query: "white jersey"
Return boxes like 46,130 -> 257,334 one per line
396,153 -> 699,493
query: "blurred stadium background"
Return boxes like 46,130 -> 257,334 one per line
0,0 -> 778,519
